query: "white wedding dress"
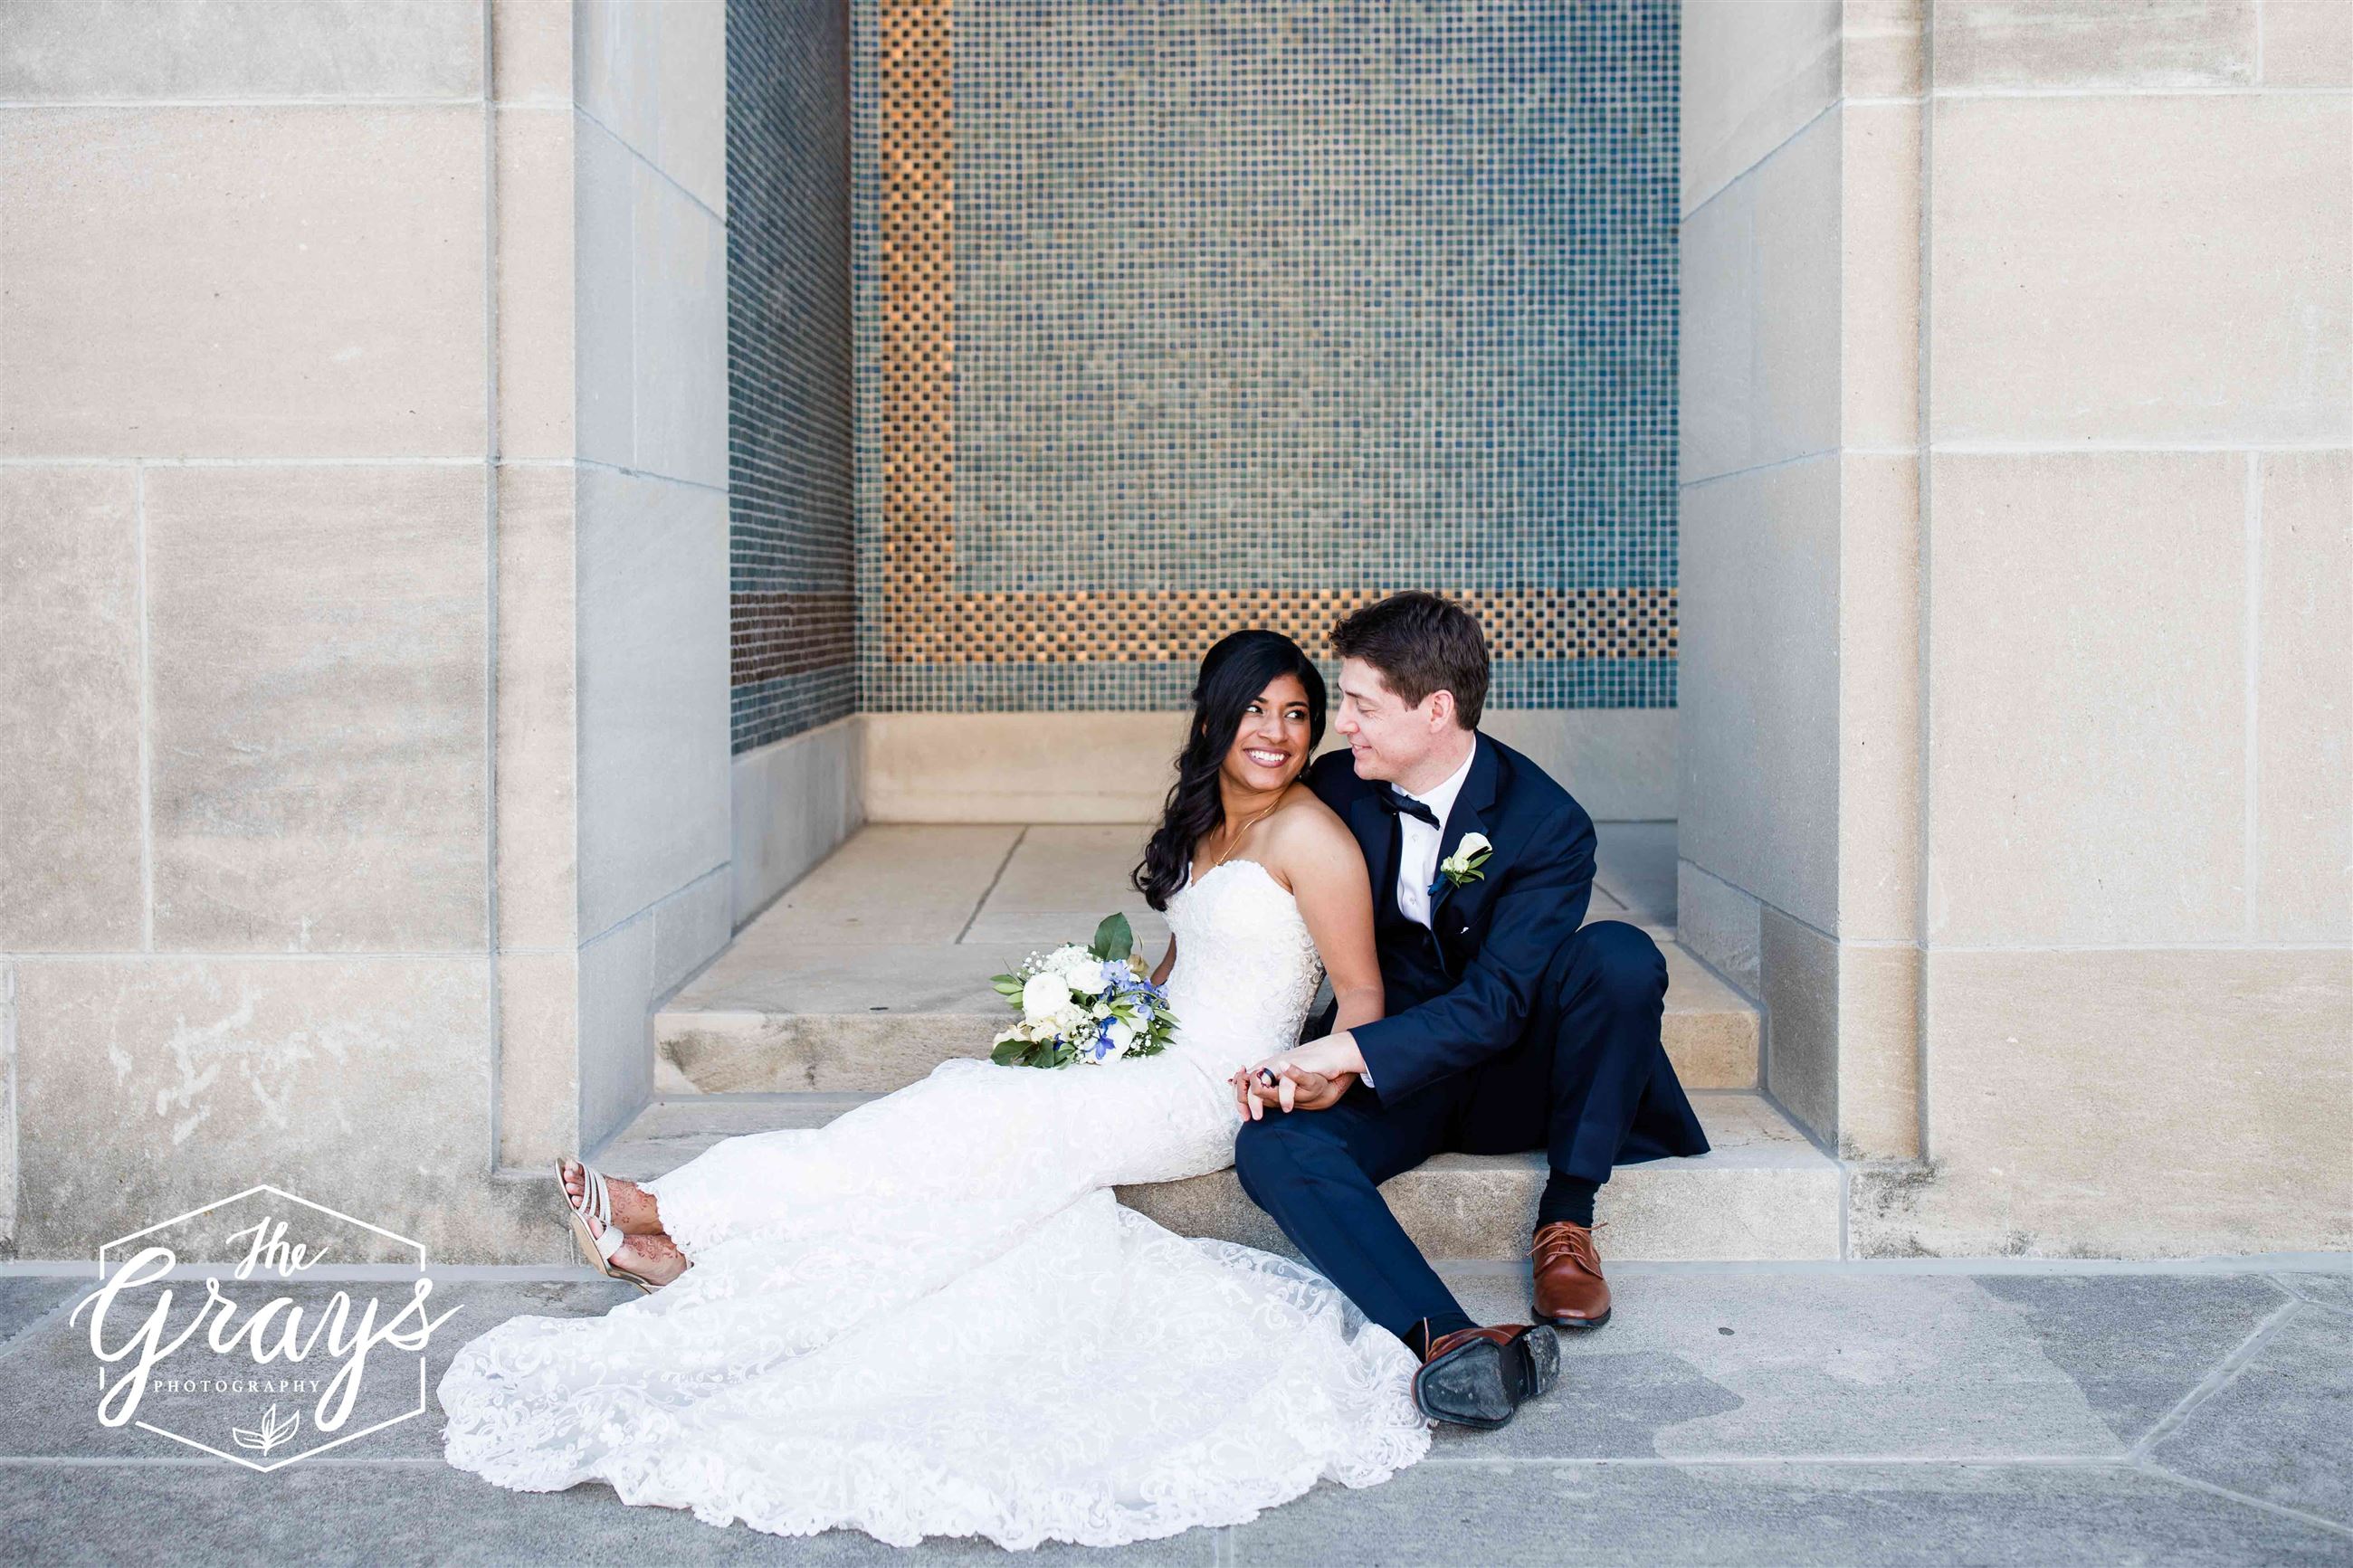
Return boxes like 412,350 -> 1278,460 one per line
436,859 -> 1432,1550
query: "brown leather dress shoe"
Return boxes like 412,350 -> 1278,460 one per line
1530,1220 -> 1612,1330
1410,1320 -> 1561,1430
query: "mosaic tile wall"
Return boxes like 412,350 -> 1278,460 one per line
729,0 -> 858,754
853,0 -> 1678,713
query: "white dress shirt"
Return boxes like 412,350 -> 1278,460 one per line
1359,738 -> 1477,1090
1393,739 -> 1478,930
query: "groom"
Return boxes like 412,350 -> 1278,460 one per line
1229,591 -> 1710,1430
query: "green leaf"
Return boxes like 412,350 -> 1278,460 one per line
989,1037 -> 1026,1066
990,974 -> 1024,996
1090,912 -> 1134,962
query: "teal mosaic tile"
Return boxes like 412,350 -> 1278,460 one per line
848,0 -> 1680,713
729,0 -> 856,754
865,656 -> 1674,712
950,0 -> 1677,598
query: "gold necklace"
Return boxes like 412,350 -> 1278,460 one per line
1201,801 -> 1282,875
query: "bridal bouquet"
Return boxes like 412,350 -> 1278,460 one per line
988,914 -> 1177,1069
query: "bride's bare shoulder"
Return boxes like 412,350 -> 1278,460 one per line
1261,787 -> 1366,887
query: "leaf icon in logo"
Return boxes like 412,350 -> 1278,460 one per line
231,1403 -> 300,1457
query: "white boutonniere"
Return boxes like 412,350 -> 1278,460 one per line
1434,832 -> 1494,893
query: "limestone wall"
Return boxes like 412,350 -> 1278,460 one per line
1678,0 -> 2352,1253
0,0 -> 740,1260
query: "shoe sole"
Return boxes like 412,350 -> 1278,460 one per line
1533,1306 -> 1612,1331
1412,1327 -> 1561,1430
1519,1324 -> 1561,1401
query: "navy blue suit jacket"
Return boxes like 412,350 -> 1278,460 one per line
1307,731 -> 1598,1104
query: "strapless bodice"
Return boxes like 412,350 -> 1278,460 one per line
1159,859 -> 1325,1079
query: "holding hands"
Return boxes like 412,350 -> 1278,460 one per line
1229,1031 -> 1369,1120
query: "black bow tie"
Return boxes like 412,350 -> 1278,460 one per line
1377,784 -> 1441,829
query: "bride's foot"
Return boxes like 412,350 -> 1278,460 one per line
558,1157 -> 663,1234
584,1210 -> 691,1288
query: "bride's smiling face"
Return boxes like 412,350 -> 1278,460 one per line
1221,674 -> 1314,793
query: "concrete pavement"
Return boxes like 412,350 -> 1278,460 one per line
3,1259 -> 2348,1564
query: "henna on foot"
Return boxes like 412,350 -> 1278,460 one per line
584,1209 -> 691,1287
558,1157 -> 665,1234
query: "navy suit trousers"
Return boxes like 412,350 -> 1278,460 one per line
1232,919 -> 1673,1340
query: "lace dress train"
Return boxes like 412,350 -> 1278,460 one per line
435,861 -> 1432,1550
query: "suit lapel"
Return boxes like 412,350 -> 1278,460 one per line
1348,788 -> 1405,926
1428,734 -> 1501,922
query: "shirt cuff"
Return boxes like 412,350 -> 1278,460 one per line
1350,1015 -> 1407,1098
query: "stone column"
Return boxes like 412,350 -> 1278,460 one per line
0,0 -> 732,1261
491,0 -> 732,1176
1678,0 -> 1928,1165
1680,0 -> 2352,1254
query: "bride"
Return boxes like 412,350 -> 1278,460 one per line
436,630 -> 1434,1549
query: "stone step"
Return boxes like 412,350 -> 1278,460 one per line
654,936 -> 1759,1094
592,1088 -> 1837,1262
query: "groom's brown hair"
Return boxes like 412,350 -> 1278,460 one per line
1329,592 -> 1490,728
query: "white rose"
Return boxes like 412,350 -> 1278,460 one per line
1021,972 -> 1072,1022
1107,1018 -> 1137,1055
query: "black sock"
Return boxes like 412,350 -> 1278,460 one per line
1408,1310 -> 1478,1358
1538,1173 -> 1598,1231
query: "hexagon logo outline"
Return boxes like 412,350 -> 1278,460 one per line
91,1183 -> 440,1473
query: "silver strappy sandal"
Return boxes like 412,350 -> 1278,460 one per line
557,1156 -> 659,1294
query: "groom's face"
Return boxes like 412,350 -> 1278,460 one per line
1334,657 -> 1453,783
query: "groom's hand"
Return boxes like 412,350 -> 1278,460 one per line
1230,1061 -> 1357,1119
1230,1033 -> 1369,1118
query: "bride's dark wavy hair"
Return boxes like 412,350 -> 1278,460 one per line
1132,630 -> 1327,912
